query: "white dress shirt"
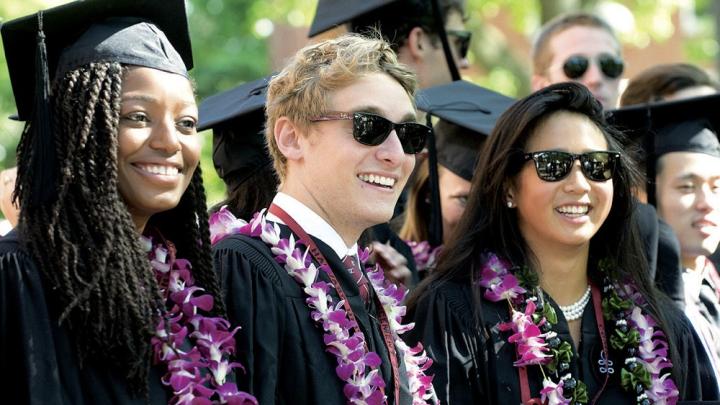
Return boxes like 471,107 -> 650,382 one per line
266,192 -> 359,260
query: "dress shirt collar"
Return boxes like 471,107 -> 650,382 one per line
266,192 -> 358,259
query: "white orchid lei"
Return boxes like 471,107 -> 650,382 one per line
210,207 -> 438,405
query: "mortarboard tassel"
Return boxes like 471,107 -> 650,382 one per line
426,113 -> 443,246
29,11 -> 58,208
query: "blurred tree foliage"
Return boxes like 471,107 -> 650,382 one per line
1,0 -> 718,207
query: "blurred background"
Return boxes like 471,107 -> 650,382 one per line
1,0 -> 718,209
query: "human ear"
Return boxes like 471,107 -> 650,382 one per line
274,117 -> 304,162
405,26 -> 428,62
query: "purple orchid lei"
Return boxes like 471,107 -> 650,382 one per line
142,236 -> 258,405
477,253 -> 679,405
210,207 -> 438,405
405,241 -> 442,274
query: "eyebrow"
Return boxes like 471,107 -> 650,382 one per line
351,105 -> 417,123
674,173 -> 720,182
121,95 -> 197,109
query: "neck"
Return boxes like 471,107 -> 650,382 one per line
532,243 -> 590,307
279,185 -> 361,247
129,211 -> 148,234
683,254 -> 707,273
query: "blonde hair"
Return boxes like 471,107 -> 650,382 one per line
265,33 -> 418,180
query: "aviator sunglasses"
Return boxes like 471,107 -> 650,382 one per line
562,53 -> 624,80
309,112 -> 430,154
523,150 -> 621,182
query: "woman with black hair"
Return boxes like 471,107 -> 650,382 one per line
405,82 -> 719,404
0,1 -> 255,404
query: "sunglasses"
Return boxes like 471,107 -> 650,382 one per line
445,30 -> 472,58
523,150 -> 620,182
309,112 -> 429,154
562,53 -> 624,80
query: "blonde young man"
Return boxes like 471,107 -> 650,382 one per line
531,12 -> 624,109
212,35 -> 434,404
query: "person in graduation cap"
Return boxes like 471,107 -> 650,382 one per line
398,81 -> 515,274
199,75 -> 277,220
611,93 -> 720,389
405,82 -> 719,404
200,75 -> 417,288
310,0 -> 472,284
209,34 -> 438,404
0,1 -> 256,404
309,0 -> 470,89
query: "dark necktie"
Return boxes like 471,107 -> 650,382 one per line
343,254 -> 370,304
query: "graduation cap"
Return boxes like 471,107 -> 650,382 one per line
309,0 -> 462,81
416,80 -> 515,245
198,76 -> 273,192
1,0 -> 192,207
608,93 -> 720,205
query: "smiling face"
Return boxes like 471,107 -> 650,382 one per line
116,66 -> 200,232
655,152 -> 720,266
287,72 -> 417,241
510,111 -> 614,253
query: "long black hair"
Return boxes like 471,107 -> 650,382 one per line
408,82 -> 685,390
13,62 -> 222,395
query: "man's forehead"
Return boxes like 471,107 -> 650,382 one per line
549,25 -> 620,57
659,152 -> 720,177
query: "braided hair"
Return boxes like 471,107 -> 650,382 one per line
13,62 -> 223,395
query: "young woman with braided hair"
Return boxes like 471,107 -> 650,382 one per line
0,1 -> 255,404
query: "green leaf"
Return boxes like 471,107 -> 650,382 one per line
543,303 -> 558,324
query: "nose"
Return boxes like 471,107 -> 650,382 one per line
563,161 -> 591,194
457,57 -> 470,70
696,184 -> 720,212
579,60 -> 603,89
148,117 -> 182,155
376,129 -> 407,166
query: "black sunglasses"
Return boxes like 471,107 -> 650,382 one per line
309,112 -> 429,154
562,53 -> 624,80
445,30 -> 472,58
523,150 -> 621,182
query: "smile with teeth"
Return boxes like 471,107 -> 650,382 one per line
358,173 -> 396,188
556,205 -> 590,216
135,163 -> 180,176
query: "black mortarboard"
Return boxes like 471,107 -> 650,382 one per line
198,76 -> 272,191
2,0 -> 191,207
416,80 -> 515,245
308,0 -> 397,37
2,0 -> 192,121
309,0 -> 461,81
608,93 -> 720,204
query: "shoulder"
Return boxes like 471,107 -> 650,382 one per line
0,229 -> 36,274
213,233 -> 285,286
413,279 -> 478,328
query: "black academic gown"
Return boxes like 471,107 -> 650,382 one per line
213,223 -> 412,405
0,230 -> 170,404
405,279 -> 719,405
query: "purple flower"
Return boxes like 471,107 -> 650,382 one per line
540,378 -> 571,405
499,301 -> 551,366
647,373 -> 679,405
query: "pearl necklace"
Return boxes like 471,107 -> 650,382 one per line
558,285 -> 591,321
